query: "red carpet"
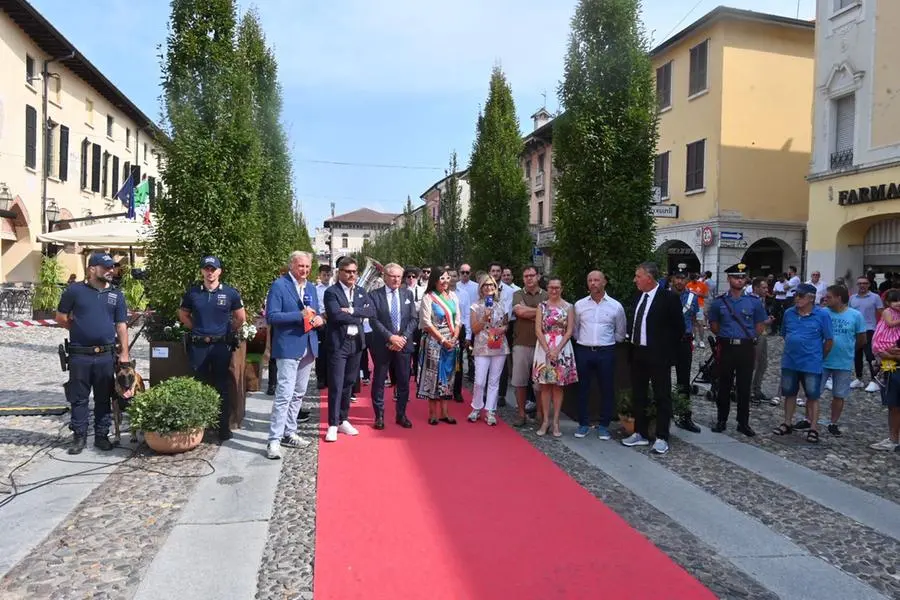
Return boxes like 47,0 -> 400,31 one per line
314,379 -> 715,600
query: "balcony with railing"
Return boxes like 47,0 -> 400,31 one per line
534,171 -> 545,191
536,226 -> 555,247
830,148 -> 854,170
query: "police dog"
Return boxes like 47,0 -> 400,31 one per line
113,361 -> 145,444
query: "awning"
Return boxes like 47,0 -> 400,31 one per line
36,220 -> 153,247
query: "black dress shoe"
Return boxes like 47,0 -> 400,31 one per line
676,418 -> 702,433
711,421 -> 727,433
736,423 -> 756,437
453,395 -> 464,403
94,436 -> 114,451
429,418 -> 439,426
374,417 -> 385,430
396,415 -> 412,428
68,434 -> 87,455
266,387 -> 276,396
218,428 -> 233,442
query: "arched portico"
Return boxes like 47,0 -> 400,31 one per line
741,237 -> 801,277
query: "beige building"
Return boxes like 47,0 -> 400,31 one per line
0,0 -> 162,282
323,208 -> 398,266
522,108 -> 556,272
419,169 -> 471,225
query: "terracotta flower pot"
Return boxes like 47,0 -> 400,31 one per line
144,428 -> 204,454
619,414 -> 635,435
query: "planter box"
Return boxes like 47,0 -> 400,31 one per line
149,341 -> 192,385
561,343 -> 633,423
32,309 -> 56,321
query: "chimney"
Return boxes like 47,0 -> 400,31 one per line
531,107 -> 553,131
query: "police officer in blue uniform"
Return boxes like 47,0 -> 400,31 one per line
707,263 -> 768,436
670,264 -> 702,433
178,256 -> 246,441
56,252 -> 129,455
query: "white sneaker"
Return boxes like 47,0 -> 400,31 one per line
486,411 -> 497,426
850,378 -> 864,389
622,433 -> 649,447
865,381 -> 879,393
651,438 -> 669,455
266,441 -> 282,459
467,409 -> 480,422
325,426 -> 338,442
770,396 -> 781,406
825,378 -> 833,391
338,420 -> 359,436
797,397 -> 806,407
869,438 -> 898,451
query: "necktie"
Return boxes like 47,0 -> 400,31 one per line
391,289 -> 400,332
634,293 -> 649,346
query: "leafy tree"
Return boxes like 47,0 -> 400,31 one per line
553,0 -> 658,300
435,152 -> 465,267
352,196 -> 437,269
148,0 -> 268,318
467,67 -> 531,272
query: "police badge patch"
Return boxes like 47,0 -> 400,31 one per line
216,294 -> 227,307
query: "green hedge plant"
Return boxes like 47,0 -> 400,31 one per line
126,377 -> 220,435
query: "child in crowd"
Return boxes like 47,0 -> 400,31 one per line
871,289 -> 900,384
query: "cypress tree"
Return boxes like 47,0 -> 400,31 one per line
435,152 -> 465,267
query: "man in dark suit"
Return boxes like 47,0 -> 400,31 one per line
324,256 -> 376,443
369,262 -> 417,429
622,261 -> 684,455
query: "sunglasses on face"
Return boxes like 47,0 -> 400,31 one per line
460,270 -> 470,275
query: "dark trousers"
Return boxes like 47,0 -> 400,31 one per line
372,350 -> 411,418
411,329 -> 422,378
574,344 -> 616,427
267,358 -> 277,391
717,342 -> 755,426
631,346 -> 673,441
188,341 -> 232,432
854,330 -> 875,379
498,327 -> 515,398
675,335 -> 693,395
328,336 -> 363,427
453,324 -> 470,398
67,353 -> 115,436
315,328 -> 328,388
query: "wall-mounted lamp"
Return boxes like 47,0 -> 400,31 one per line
46,198 -> 60,223
0,183 -> 13,212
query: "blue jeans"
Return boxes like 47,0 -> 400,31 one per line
67,353 -> 114,436
780,368 -> 823,401
268,351 -> 315,441
574,344 -> 616,427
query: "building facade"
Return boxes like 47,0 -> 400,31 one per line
522,108 -> 556,272
0,0 -> 162,282
323,208 -> 398,266
806,0 -> 900,286
651,7 -> 815,281
419,169 -> 471,225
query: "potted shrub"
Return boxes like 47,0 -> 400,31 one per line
144,314 -> 193,384
32,256 -> 63,320
126,376 -> 220,454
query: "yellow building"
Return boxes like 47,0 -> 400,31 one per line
651,7 -> 815,281
806,0 -> 900,285
0,0 -> 161,283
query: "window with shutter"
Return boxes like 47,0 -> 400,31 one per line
133,165 -> 141,184
834,94 -> 855,152
91,144 -> 101,192
686,140 -> 705,192
46,123 -> 57,176
80,139 -> 89,189
59,126 -> 69,181
25,105 -> 37,169
101,152 -> 110,198
123,161 -> 130,184
112,156 -> 119,195
654,152 -> 670,199
148,175 -> 156,212
656,62 -> 672,110
689,40 -> 709,96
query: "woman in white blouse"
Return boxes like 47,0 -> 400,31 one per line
467,275 -> 509,426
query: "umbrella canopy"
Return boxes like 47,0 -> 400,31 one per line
36,220 -> 153,247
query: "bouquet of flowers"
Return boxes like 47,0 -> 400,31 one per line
237,321 -> 258,342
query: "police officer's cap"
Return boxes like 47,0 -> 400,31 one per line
671,263 -> 689,278
201,256 -> 222,269
725,262 -> 750,277
88,252 -> 115,268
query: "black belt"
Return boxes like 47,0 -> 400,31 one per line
718,337 -> 754,346
69,344 -> 115,355
576,343 -> 614,351
191,335 -> 226,344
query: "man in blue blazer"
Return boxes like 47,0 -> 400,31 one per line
324,256 -> 376,442
369,263 -> 417,429
265,251 -> 323,460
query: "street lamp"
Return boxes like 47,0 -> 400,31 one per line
0,183 -> 12,212
46,198 -> 60,224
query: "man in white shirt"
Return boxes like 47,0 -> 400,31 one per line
785,265 -> 801,299
314,264 -> 332,390
807,270 -> 827,305
573,271 -> 626,440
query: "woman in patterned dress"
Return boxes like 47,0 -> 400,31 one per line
416,267 -> 461,425
532,277 -> 578,437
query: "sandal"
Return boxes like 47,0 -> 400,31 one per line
429,418 -> 438,426
439,417 -> 457,425
773,423 -> 793,436
806,430 -> 819,444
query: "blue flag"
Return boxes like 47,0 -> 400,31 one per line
115,172 -> 135,219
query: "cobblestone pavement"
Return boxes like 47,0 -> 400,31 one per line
255,387 -> 320,600
688,333 -> 900,503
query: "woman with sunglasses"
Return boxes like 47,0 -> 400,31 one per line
416,267 -> 461,424
467,275 -> 509,425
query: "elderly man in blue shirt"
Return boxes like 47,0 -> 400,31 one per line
773,283 -> 833,443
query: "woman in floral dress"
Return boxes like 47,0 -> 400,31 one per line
416,267 -> 460,425
532,277 -> 578,437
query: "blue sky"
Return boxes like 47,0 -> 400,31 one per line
29,0 -> 815,233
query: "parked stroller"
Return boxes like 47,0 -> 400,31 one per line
690,336 -> 736,403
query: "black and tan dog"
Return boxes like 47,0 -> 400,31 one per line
113,361 -> 145,444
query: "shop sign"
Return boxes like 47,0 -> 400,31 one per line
651,204 -> 678,218
667,246 -> 695,255
838,182 -> 900,206
719,239 -> 749,249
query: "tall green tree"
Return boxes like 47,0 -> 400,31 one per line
148,0 -> 267,317
435,152 -> 465,267
553,0 -> 658,299
467,67 -> 531,271
352,197 -> 437,268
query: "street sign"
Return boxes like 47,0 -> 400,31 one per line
719,239 -> 749,249
701,226 -> 714,247
720,231 -> 744,241
650,204 -> 678,218
532,247 -> 543,257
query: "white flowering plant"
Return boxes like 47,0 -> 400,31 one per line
237,321 -> 258,342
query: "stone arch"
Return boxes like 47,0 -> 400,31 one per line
741,237 -> 801,278
52,207 -> 75,230
0,196 -> 32,241
655,239 -> 701,275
